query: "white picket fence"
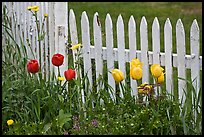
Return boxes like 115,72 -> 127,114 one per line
2,2 -> 202,105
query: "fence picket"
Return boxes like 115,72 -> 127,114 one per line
105,13 -> 116,101
44,3 -> 49,80
81,11 -> 93,101
140,16 -> 149,84
152,17 -> 161,95
117,14 -> 125,98
69,9 -> 79,69
164,18 -> 173,94
176,19 -> 186,105
93,12 -> 103,90
54,3 -> 68,77
190,19 -> 200,116
48,2 -> 55,80
128,15 -> 137,97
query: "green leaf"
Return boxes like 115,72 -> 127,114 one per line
58,95 -> 64,103
43,123 -> 51,133
57,109 -> 72,128
38,32 -> 46,41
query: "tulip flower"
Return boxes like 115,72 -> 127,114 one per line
27,59 -> 39,73
44,13 -> 48,17
157,72 -> 165,84
150,64 -> 164,78
7,119 -> 14,126
58,77 -> 66,81
130,67 -> 142,80
31,6 -> 39,12
111,69 -> 124,83
27,6 -> 32,10
52,53 -> 64,67
70,43 -> 81,50
130,58 -> 142,68
64,69 -> 76,80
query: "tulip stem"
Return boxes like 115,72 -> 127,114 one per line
60,80 -> 68,93
119,82 -> 125,99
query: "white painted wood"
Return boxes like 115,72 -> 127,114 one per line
116,14 -> 125,98
128,15 -> 137,97
48,2 -> 55,80
176,19 -> 186,105
88,46 -> 202,71
152,17 -> 161,95
190,19 -> 200,115
140,16 -> 149,83
152,17 -> 160,65
54,2 -> 68,77
81,11 -> 92,104
93,12 -> 103,90
44,3 -> 49,80
164,18 -> 173,94
69,9 -> 79,69
105,13 -> 116,102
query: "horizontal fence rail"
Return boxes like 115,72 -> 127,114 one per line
2,2 -> 202,107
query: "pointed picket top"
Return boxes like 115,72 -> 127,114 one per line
140,16 -> 147,27
105,13 -> 112,25
81,11 -> 89,25
69,9 -> 75,20
191,19 -> 199,38
93,12 -> 99,23
176,19 -> 185,35
117,14 -> 123,21
152,17 -> 160,65
152,17 -> 159,30
164,18 -> 172,30
190,19 -> 199,51
69,9 -> 78,44
128,15 -> 135,26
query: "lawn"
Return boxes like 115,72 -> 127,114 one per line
68,2 -> 202,55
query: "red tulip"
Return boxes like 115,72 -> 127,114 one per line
27,59 -> 39,73
64,69 -> 76,80
52,53 -> 64,66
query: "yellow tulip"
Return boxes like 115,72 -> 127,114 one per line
157,72 -> 165,84
70,43 -> 81,50
130,58 -> 142,68
58,77 -> 65,81
44,13 -> 48,17
150,64 -> 164,78
27,6 -> 32,10
130,67 -> 142,80
7,119 -> 14,126
112,69 -> 124,83
31,6 -> 39,12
